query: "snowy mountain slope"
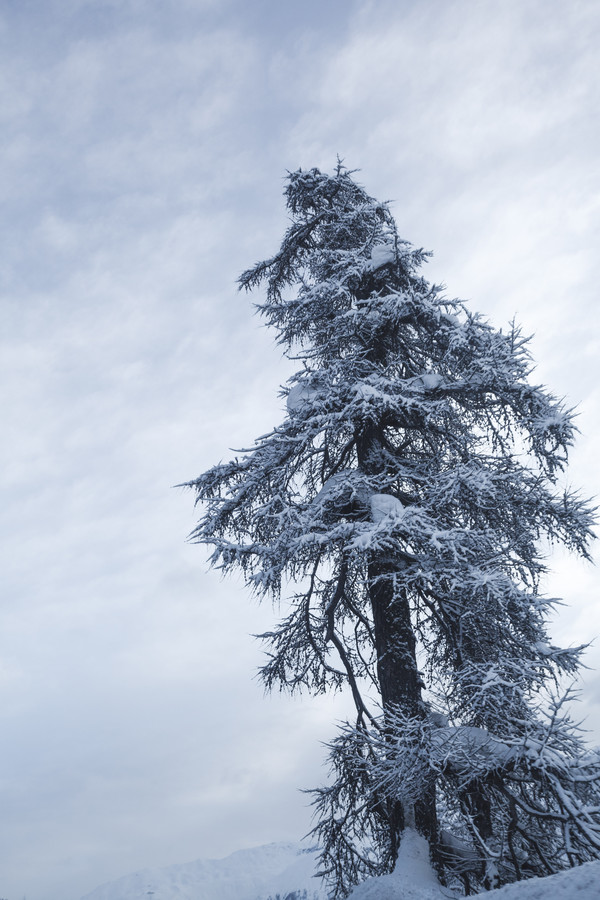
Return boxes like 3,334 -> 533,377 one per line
80,842 -> 326,900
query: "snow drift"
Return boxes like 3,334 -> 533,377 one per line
345,829 -> 600,899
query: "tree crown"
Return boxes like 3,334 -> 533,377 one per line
187,165 -> 597,896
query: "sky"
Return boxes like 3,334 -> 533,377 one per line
0,1 -> 598,898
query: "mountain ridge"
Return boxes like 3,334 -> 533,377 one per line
79,841 -> 326,900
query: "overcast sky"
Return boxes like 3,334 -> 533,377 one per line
0,1 -> 599,898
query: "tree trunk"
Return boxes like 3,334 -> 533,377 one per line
357,423 -> 438,856
368,559 -> 422,716
369,559 -> 437,848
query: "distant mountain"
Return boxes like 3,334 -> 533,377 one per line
80,835 -> 600,900
80,841 -> 326,900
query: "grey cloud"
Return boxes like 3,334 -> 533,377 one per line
0,1 -> 598,899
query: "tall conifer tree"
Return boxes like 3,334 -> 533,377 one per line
186,165 -> 599,895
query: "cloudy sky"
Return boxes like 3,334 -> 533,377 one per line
0,1 -> 599,898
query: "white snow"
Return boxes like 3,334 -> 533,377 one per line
347,828 -> 600,900
418,373 -> 443,391
482,860 -> 600,900
349,529 -> 375,550
347,829 -> 452,899
356,382 -> 382,400
407,373 -> 444,393
371,493 -> 405,524
349,859 -> 600,900
315,472 -> 368,509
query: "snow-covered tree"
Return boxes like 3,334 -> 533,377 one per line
185,164 -> 599,896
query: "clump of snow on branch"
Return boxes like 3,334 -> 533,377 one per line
370,494 -> 405,524
287,381 -> 319,413
366,242 -> 396,271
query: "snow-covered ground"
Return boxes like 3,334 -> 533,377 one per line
80,835 -> 600,900
346,829 -> 600,900
347,830 -> 453,899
